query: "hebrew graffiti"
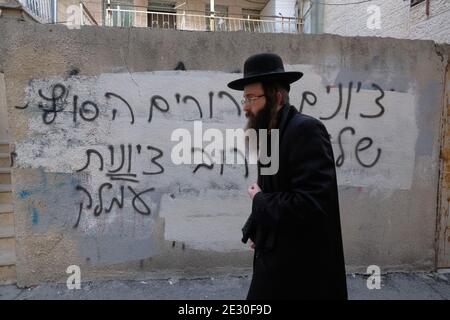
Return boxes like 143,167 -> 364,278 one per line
17,84 -> 242,124
13,70 -> 418,237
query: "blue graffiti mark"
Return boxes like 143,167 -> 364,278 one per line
32,208 -> 39,225
19,190 -> 31,199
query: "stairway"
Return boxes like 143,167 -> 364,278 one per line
0,141 -> 16,284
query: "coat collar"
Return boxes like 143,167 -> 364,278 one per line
276,104 -> 298,141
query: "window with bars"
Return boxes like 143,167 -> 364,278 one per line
107,0 -> 134,27
148,2 -> 177,29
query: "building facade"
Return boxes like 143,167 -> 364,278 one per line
297,0 -> 450,44
55,0 -> 300,33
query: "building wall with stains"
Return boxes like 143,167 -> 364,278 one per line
55,0 -> 271,29
0,15 -> 449,287
322,0 -> 450,44
438,58 -> 450,268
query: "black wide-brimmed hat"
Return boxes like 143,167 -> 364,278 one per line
227,53 -> 303,91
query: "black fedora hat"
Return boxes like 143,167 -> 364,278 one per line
227,53 -> 303,91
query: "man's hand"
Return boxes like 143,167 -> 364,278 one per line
248,183 -> 261,200
248,239 -> 256,250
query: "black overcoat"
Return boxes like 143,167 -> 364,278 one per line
243,104 -> 348,300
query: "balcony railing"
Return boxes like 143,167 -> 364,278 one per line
104,7 -> 302,34
17,0 -> 54,23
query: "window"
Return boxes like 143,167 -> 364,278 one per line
107,0 -> 134,27
410,0 -> 426,7
148,2 -> 177,29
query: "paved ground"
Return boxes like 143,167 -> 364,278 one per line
1,272 -> 449,300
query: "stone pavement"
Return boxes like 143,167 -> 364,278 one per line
1,272 -> 449,300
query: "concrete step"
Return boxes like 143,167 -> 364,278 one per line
0,176 -> 11,185
0,193 -> 12,205
0,143 -> 9,154
0,237 -> 16,266
0,204 -> 13,214
0,212 -> 14,239
0,230 -> 14,239
0,185 -> 12,205
0,153 -> 10,167
0,265 -> 16,285
0,168 -> 11,184
0,184 -> 12,193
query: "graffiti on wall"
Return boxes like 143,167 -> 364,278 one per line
12,68 -> 418,253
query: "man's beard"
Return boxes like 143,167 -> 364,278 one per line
245,103 -> 273,131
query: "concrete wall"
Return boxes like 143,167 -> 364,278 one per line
261,0 -> 274,18
0,14 -> 449,286
271,0 -> 296,17
262,0 -> 297,17
261,0 -> 297,33
322,0 -> 450,44
0,73 -> 9,141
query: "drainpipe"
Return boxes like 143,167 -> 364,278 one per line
106,0 -> 111,26
53,0 -> 57,23
299,0 -> 304,33
210,0 -> 215,31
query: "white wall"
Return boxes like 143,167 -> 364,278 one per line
262,0 -> 297,17
261,0 -> 297,32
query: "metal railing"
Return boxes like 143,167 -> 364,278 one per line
17,0 -> 54,23
104,7 -> 302,34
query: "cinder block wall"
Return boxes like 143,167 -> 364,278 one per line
0,14 -> 449,287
